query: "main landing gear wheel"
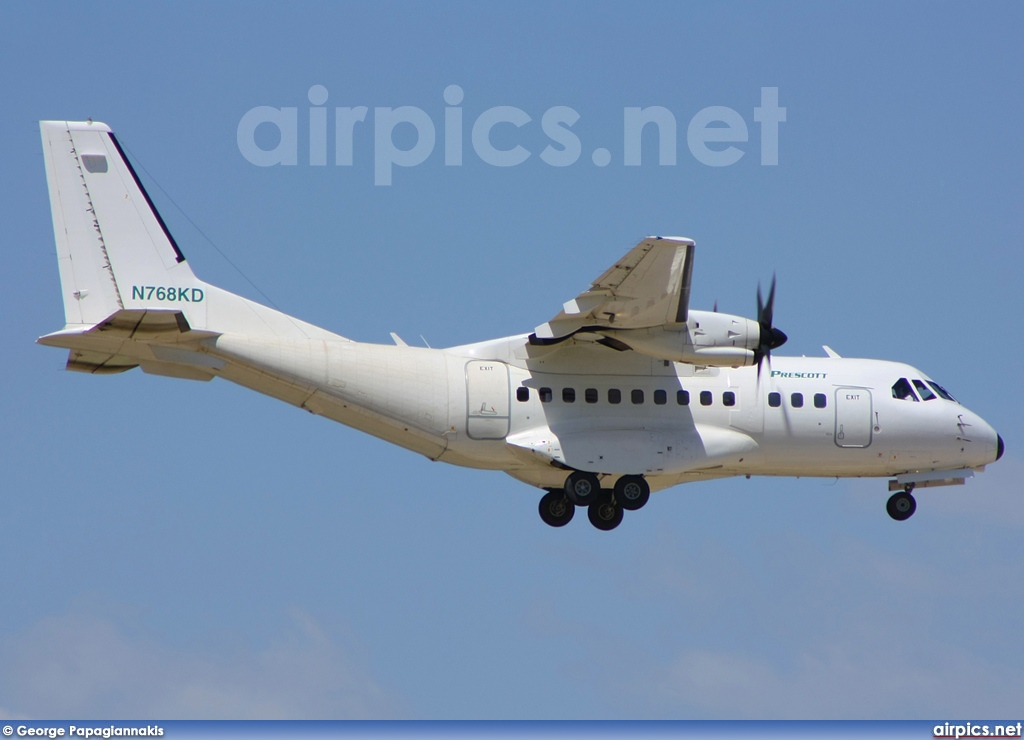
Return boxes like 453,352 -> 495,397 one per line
588,492 -> 624,531
539,490 -> 575,527
614,475 -> 650,511
564,471 -> 601,507
887,488 -> 917,521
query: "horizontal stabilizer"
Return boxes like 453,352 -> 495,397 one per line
65,350 -> 139,375
39,309 -> 223,381
88,308 -> 215,339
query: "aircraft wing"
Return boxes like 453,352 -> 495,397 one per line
533,236 -> 695,341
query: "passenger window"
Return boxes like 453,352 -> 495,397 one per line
700,390 -> 713,406
631,389 -> 644,405
891,377 -> 918,401
585,388 -> 598,404
654,389 -> 667,405
516,387 -> 529,402
608,388 -> 621,404
539,387 -> 552,403
791,393 -> 804,408
562,388 -> 576,403
768,392 -> 781,408
814,393 -> 827,409
912,379 -> 936,401
677,390 -> 690,406
723,391 -> 736,407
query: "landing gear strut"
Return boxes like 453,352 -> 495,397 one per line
588,491 -> 624,531
886,485 -> 917,521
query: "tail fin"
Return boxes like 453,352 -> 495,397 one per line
39,121 -> 345,347
39,120 -> 202,328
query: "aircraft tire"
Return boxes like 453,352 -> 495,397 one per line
539,490 -> 575,527
615,475 -> 650,511
886,491 -> 917,521
565,471 -> 601,507
588,492 -> 624,531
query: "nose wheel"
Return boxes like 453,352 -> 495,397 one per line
886,486 -> 917,521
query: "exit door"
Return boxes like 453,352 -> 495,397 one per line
466,361 -> 510,440
834,388 -> 873,448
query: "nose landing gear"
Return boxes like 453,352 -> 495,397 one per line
886,485 -> 917,521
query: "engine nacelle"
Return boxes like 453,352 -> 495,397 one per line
600,310 -> 761,367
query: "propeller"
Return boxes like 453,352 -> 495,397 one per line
755,274 -> 787,378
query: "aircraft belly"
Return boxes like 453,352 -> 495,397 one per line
211,336 -> 453,453
508,424 -> 758,476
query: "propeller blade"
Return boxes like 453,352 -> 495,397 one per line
762,273 -> 776,328
754,273 -> 786,383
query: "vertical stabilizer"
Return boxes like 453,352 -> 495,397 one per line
40,120 -> 200,328
40,120 -> 347,342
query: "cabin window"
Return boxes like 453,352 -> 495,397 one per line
814,393 -> 827,408
791,392 -> 804,408
677,390 -> 690,406
723,391 -> 736,407
700,390 -> 713,406
768,392 -> 781,408
539,387 -> 552,403
912,379 -> 937,401
585,388 -> 599,404
562,387 -> 576,403
631,389 -> 644,405
892,378 -> 917,401
516,387 -> 529,402
654,389 -> 667,405
608,388 -> 621,404
926,380 -> 957,402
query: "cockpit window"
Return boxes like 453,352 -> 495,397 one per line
892,377 -> 918,401
912,379 -> 936,401
926,381 -> 958,402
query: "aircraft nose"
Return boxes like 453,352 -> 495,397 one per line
997,434 -> 1005,461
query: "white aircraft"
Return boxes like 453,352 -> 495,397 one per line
37,120 -> 1004,530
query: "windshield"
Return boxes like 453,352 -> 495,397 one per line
926,380 -> 958,402
913,379 -> 937,401
892,377 -> 918,401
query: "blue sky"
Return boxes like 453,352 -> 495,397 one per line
1,0 -> 1022,719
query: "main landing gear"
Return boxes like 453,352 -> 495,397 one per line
886,485 -> 917,521
539,473 -> 651,531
